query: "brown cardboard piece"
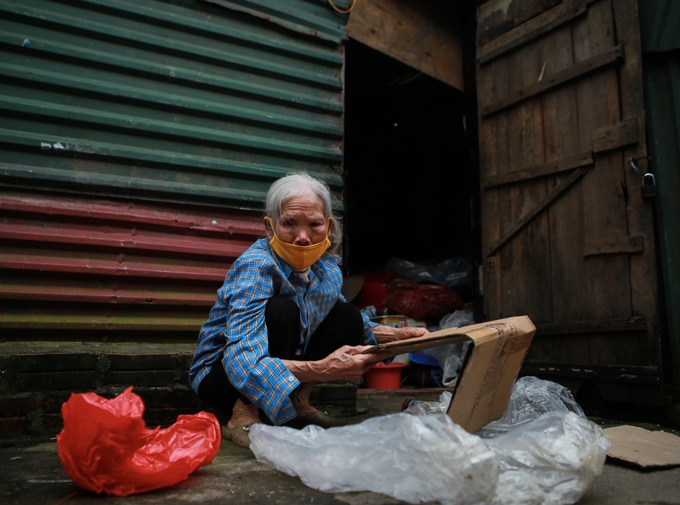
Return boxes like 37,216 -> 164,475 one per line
603,425 -> 680,468
364,315 -> 536,433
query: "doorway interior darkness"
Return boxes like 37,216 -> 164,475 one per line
343,39 -> 478,280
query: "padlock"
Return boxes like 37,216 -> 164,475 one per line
641,172 -> 658,198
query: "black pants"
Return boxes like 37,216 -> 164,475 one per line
197,296 -> 364,421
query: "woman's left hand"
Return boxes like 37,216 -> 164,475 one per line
372,324 -> 428,343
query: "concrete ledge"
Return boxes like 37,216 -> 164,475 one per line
0,342 -> 367,440
0,342 -> 199,441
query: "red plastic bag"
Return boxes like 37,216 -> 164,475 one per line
382,282 -> 463,320
56,386 -> 221,496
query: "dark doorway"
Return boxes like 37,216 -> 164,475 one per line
343,40 -> 477,277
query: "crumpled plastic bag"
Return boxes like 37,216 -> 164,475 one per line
382,282 -> 464,320
438,309 -> 476,330
385,257 -> 474,293
420,310 -> 475,387
403,391 -> 453,415
250,377 -> 610,505
488,412 -> 609,505
251,413 -> 498,505
478,376 -> 585,438
56,386 -> 221,496
422,341 -> 471,386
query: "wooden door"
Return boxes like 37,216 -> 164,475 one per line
476,0 -> 661,402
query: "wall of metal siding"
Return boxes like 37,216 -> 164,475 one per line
202,0 -> 351,44
642,56 -> 680,385
0,0 -> 349,336
0,191 -> 264,334
638,1 -> 680,384
638,0 -> 680,53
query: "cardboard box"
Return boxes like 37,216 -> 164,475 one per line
364,315 -> 536,433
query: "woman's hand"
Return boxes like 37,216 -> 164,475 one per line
282,345 -> 391,383
372,324 -> 429,343
318,345 -> 391,382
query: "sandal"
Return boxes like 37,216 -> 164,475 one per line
222,423 -> 256,448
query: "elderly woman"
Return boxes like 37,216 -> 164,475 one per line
189,172 -> 426,448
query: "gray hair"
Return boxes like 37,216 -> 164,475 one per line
265,172 -> 342,254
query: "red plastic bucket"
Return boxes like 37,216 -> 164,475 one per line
365,362 -> 406,390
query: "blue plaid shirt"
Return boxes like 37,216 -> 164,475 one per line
189,238 -> 377,425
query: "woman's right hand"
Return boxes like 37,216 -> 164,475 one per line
319,345 -> 391,382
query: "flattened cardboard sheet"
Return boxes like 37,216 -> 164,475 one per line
364,315 -> 536,433
604,425 -> 680,468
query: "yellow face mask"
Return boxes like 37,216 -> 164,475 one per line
268,218 -> 331,271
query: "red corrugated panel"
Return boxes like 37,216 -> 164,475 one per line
0,249 -> 230,280
0,219 -> 253,257
0,193 -> 262,234
0,191 -> 264,335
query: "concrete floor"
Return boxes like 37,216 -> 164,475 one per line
1,389 -> 679,505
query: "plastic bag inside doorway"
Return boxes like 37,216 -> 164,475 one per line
380,257 -> 473,321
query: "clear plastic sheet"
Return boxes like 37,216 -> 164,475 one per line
251,413 -> 498,505
250,377 -> 609,505
438,309 -> 476,329
478,376 -> 585,438
403,391 -> 452,415
487,411 -> 609,505
422,341 -> 470,386
422,310 -> 475,387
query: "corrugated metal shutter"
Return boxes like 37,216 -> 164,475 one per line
0,0 -> 351,336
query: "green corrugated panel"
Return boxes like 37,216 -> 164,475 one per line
0,0 -> 347,211
642,54 -> 680,384
638,0 -> 680,52
201,0 -> 354,44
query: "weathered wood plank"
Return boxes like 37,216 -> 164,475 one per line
483,256 -> 502,320
584,234 -> 644,256
539,15 -> 586,347
614,0 -> 659,356
486,168 -> 587,257
497,37 -> 547,318
477,0 -> 561,46
532,318 -> 654,377
346,0 -> 464,90
478,28 -> 511,318
521,362 -> 659,384
481,46 -> 624,116
478,0 -> 594,65
482,151 -> 593,188
536,316 -> 647,335
573,1 -> 632,339
592,117 -> 641,153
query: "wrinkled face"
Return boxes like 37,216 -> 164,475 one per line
265,193 -> 330,245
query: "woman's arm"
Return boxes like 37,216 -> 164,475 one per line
280,345 -> 390,383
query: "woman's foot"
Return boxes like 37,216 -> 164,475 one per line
222,423 -> 255,448
288,383 -> 348,429
223,398 -> 260,448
